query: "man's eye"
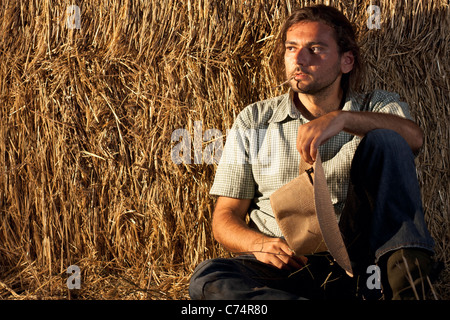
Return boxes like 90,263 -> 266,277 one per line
311,47 -> 322,53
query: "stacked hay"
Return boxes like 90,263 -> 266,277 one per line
0,0 -> 448,299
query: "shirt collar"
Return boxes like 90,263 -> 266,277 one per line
268,90 -> 302,123
269,89 -> 359,123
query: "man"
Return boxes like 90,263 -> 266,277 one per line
189,5 -> 435,300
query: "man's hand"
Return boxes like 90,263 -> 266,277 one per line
297,110 -> 344,164
252,236 -> 308,270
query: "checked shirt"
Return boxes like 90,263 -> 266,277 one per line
210,90 -> 413,238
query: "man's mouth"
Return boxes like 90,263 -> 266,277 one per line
293,73 -> 310,81
290,67 -> 310,81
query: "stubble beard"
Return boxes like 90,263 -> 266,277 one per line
288,65 -> 342,96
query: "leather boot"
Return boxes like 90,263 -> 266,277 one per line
385,248 -> 432,300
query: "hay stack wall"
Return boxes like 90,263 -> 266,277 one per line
0,0 -> 448,299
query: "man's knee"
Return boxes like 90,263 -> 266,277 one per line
350,128 -> 418,187
189,259 -> 216,300
363,129 -> 410,152
189,258 -> 240,300
354,129 -> 414,168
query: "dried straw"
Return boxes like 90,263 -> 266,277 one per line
0,0 -> 448,299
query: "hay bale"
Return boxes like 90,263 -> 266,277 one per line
0,0 -> 448,299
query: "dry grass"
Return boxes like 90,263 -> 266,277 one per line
0,0 -> 448,299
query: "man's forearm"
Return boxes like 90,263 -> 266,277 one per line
212,206 -> 270,254
341,111 -> 424,153
296,109 -> 424,164
211,197 -> 303,269
213,206 -> 305,270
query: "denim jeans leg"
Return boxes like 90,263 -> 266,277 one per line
189,253 -> 358,300
339,129 -> 434,268
188,255 -> 304,300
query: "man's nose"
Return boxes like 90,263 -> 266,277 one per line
295,47 -> 310,66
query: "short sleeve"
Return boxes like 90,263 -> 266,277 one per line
367,90 -> 413,120
209,107 -> 256,199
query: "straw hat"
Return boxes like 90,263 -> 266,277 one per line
270,153 -> 353,277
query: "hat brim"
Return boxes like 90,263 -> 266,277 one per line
313,154 -> 353,277
270,154 -> 353,277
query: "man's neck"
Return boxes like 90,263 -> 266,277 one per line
293,87 -> 344,120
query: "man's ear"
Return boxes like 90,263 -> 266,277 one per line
341,51 -> 354,74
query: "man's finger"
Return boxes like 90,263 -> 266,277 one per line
297,130 -> 315,164
278,246 -> 303,270
293,255 -> 309,267
309,140 -> 318,163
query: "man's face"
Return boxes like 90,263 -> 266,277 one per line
284,21 -> 351,95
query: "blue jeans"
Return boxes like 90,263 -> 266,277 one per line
339,129 -> 434,269
189,129 -> 435,300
